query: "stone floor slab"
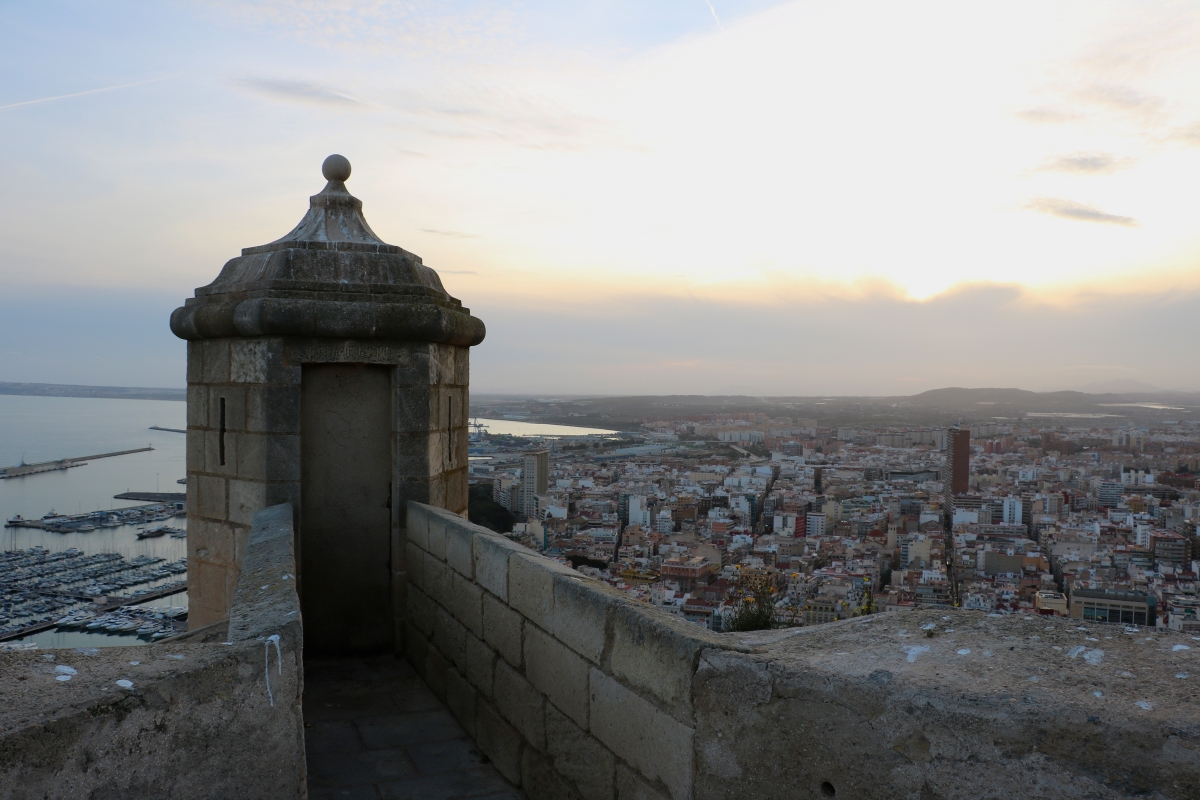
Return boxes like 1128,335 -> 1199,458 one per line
378,767 -> 514,800
307,719 -> 367,754
305,656 -> 525,800
309,785 -> 382,800
308,747 -> 418,788
358,709 -> 466,749
405,737 -> 491,775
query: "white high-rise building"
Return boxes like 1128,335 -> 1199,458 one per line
627,495 -> 651,527
1001,496 -> 1023,526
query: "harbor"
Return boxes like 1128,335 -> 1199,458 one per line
0,395 -> 191,649
5,501 -> 185,531
0,545 -> 187,644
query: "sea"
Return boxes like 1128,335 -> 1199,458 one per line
0,394 -> 188,647
0,398 -> 618,649
474,418 -> 618,438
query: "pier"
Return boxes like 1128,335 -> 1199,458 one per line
4,500 -> 182,529
0,446 -> 154,479
149,426 -> 185,433
113,492 -> 186,503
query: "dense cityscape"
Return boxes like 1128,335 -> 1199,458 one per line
470,397 -> 1200,636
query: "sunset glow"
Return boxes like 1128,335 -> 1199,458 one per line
2,0 -> 1199,392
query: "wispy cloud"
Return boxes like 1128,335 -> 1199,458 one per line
1079,82 -> 1165,118
198,0 -> 522,58
1039,152 -> 1133,174
1026,197 -> 1139,227
1015,106 -> 1083,124
0,77 -> 173,112
703,0 -> 724,31
232,77 -> 365,108
421,229 -> 481,239
1173,122 -> 1200,146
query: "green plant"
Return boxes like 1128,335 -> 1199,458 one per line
723,572 -> 777,632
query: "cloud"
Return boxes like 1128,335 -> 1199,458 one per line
232,77 -> 365,108
464,282 -> 1200,394
703,0 -> 724,31
5,281 -> 1200,395
1039,153 -> 1132,174
197,0 -> 523,59
1080,83 -> 1165,116
420,229 -> 481,240
0,77 -> 174,112
1173,122 -> 1200,146
1014,106 -> 1083,124
1026,197 -> 1139,227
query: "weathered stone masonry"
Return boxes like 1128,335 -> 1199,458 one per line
405,501 -> 732,800
0,504 -> 306,800
172,155 -> 484,651
406,501 -> 1200,800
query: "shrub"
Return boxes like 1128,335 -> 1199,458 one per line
722,572 -> 777,632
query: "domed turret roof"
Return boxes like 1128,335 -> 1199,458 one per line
171,155 -> 485,346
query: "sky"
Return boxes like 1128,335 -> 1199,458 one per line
1,0 -> 1199,395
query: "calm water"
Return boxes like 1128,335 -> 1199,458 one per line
0,395 -> 186,541
475,418 -> 617,437
1,395 -> 188,647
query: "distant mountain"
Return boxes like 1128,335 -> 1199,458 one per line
0,382 -> 185,402
1077,379 -> 1165,393
901,386 -> 1200,415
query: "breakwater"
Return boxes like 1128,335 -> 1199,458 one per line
114,492 -> 186,504
0,447 -> 154,479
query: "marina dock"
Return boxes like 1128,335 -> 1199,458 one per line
0,547 -> 188,643
0,581 -> 187,643
5,500 -> 183,529
0,447 -> 154,479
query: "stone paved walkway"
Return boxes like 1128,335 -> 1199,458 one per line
304,655 -> 525,800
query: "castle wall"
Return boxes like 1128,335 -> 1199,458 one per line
185,337 -> 470,652
405,502 -> 1200,800
405,501 -> 744,800
0,504 -> 306,800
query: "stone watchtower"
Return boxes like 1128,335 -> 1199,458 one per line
171,155 -> 485,654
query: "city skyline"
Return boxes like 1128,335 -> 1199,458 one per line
2,0 -> 1200,394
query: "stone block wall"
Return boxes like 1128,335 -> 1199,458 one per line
406,502 -> 1200,800
185,336 -> 470,648
391,342 -> 471,651
186,337 -> 301,628
404,502 -> 740,800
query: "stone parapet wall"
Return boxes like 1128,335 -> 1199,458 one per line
405,501 -> 744,800
697,614 -> 1200,799
0,504 -> 306,800
405,502 -> 1200,800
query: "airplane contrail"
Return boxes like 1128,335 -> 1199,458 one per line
704,0 -> 725,30
0,77 -> 173,112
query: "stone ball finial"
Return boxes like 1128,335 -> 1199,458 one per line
322,154 -> 351,182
